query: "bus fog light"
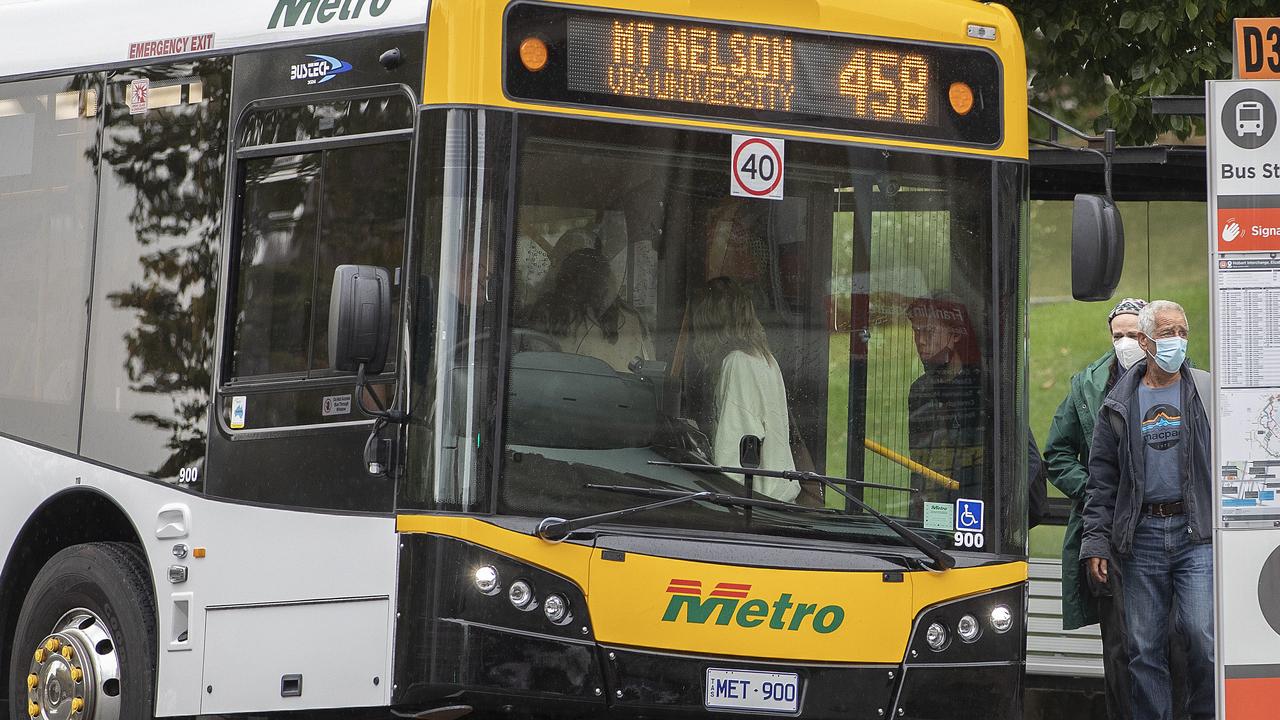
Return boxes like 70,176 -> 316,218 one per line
957,614 -> 980,642
990,605 -> 1013,633
543,594 -> 570,624
509,580 -> 534,610
925,622 -> 948,651
474,565 -> 499,595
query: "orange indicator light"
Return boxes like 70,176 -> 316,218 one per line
949,81 -> 974,115
192,547 -> 206,558
519,36 -> 549,72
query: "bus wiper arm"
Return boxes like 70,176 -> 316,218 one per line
535,484 -> 836,542
648,461 -> 955,571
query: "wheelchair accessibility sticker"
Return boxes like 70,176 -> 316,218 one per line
953,498 -> 985,549
956,498 -> 983,532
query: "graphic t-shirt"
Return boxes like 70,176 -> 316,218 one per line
1137,379 -> 1182,503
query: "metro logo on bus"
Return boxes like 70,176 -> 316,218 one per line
661,579 -> 846,634
269,0 -> 394,29
290,54 -> 353,84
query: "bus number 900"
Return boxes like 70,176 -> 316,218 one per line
761,681 -> 797,703
954,531 -> 985,549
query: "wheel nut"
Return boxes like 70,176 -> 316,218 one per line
71,667 -> 83,682
71,698 -> 84,713
27,701 -> 39,718
34,648 -> 45,663
27,673 -> 38,689
44,638 -> 60,653
61,646 -> 73,660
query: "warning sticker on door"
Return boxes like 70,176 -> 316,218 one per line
730,135 -> 785,200
322,394 -> 352,417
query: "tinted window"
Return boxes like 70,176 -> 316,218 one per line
231,153 -> 322,377
0,75 -> 100,451
81,60 -> 230,484
229,142 -> 409,385
240,95 -> 413,146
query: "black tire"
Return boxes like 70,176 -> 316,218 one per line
9,543 -> 156,720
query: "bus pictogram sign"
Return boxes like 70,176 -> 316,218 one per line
730,135 -> 785,200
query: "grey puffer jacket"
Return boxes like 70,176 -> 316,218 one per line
1079,359 -> 1212,563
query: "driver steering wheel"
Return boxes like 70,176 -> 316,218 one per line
448,327 -> 562,358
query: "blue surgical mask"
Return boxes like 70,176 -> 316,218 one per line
1146,335 -> 1187,373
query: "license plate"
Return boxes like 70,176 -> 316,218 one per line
704,668 -> 800,713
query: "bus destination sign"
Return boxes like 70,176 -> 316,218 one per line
505,4 -> 1002,146
568,15 -> 932,126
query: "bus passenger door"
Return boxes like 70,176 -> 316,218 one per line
205,95 -> 417,513
207,109 -> 412,507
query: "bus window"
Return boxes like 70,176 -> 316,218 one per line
431,114 -> 1015,551
240,94 -> 413,146
225,141 -> 409,418
81,59 -> 230,482
0,74 -> 99,452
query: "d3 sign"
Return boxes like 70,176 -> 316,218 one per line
1235,18 -> 1280,79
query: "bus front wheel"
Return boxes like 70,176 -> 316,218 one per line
9,543 -> 156,720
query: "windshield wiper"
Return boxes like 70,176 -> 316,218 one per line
648,461 -> 956,571
535,484 -> 836,542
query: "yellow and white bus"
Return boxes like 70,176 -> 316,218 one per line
0,1 -> 1032,718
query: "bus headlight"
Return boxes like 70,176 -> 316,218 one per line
543,594 -> 570,624
474,565 -> 500,595
957,614 -> 980,642
509,580 -> 535,610
990,605 -> 1013,633
925,622 -> 948,651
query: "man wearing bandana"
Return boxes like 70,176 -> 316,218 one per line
1044,297 -> 1146,720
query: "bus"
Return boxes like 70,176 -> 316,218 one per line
0,1 -> 1031,718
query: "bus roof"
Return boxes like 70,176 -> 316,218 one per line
0,0 -> 431,81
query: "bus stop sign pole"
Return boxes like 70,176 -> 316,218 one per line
1207,72 -> 1280,720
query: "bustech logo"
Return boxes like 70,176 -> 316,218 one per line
269,0 -> 393,29
290,54 -> 353,84
661,579 -> 846,634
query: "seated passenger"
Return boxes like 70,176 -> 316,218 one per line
529,243 -> 652,372
690,277 -> 800,503
905,293 -> 984,515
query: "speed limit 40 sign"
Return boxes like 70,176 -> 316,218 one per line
731,135 -> 785,200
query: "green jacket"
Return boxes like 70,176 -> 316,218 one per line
1043,350 -> 1114,630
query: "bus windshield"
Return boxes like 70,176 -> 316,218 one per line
420,114 -> 1026,556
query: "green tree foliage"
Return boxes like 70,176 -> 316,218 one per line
1008,0 -> 1274,144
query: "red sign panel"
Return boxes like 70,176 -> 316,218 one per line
1217,207 -> 1280,251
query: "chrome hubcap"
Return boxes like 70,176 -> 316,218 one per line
26,610 -> 121,720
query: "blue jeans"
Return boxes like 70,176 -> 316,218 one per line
1121,514 -> 1215,720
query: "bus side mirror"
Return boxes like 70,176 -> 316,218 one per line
328,264 -> 392,373
1071,194 -> 1124,301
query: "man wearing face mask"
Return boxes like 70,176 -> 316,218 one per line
1081,300 -> 1214,720
1044,297 -> 1146,720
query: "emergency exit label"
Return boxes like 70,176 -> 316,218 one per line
730,135 -> 785,200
